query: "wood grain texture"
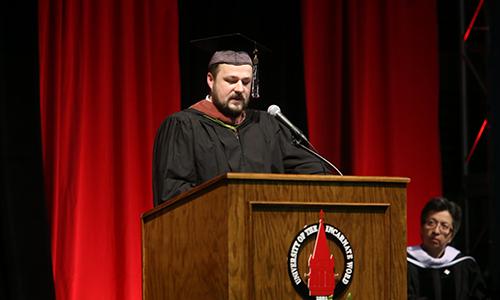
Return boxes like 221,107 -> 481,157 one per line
142,173 -> 409,299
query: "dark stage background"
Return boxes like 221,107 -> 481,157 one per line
1,0 -> 498,299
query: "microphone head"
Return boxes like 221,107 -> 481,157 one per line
267,104 -> 281,116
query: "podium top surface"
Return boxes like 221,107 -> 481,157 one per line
222,172 -> 410,183
142,173 -> 410,219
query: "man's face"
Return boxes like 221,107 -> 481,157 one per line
420,210 -> 454,257
207,63 -> 253,118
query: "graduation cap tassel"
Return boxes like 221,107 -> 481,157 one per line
251,49 -> 260,99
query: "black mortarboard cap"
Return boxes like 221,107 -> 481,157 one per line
191,33 -> 271,99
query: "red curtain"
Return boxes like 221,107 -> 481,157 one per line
37,0 -> 441,297
302,0 -> 442,245
38,0 -> 179,299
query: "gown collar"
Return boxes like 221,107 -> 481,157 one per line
190,98 -> 246,126
407,245 -> 460,268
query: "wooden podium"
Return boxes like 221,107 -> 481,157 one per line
141,173 -> 409,299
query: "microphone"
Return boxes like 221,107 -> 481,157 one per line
267,104 -> 344,175
267,105 -> 310,144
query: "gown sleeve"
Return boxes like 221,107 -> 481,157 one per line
152,113 -> 197,206
407,261 -> 425,300
466,259 -> 490,300
276,121 -> 331,174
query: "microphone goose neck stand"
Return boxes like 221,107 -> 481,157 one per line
292,137 -> 344,176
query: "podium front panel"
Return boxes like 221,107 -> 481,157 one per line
142,174 -> 408,300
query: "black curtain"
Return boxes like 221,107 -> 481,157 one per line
490,0 -> 500,297
0,1 -> 55,299
437,0 -> 498,295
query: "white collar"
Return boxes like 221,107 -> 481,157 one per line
407,245 -> 462,268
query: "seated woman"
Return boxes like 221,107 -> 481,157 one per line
407,197 -> 490,300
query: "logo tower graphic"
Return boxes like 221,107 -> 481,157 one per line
307,210 -> 335,297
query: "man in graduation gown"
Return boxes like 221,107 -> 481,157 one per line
407,197 -> 490,300
153,38 -> 329,206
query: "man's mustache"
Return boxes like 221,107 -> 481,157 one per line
229,93 -> 246,101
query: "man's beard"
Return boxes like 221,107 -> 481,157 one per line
212,94 -> 249,118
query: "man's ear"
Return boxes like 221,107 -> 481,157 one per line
207,72 -> 214,90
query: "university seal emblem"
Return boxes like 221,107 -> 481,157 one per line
287,210 -> 354,299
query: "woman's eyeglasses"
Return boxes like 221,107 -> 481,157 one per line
424,218 -> 453,235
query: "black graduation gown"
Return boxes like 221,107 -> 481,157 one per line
152,108 -> 329,205
407,246 -> 490,300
